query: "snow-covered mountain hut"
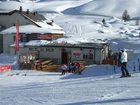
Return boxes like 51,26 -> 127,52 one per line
0,7 -> 65,53
24,42 -> 109,65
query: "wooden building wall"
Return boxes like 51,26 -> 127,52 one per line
3,34 -> 14,54
0,12 -> 32,28
26,46 -> 108,65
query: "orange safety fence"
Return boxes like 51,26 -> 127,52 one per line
0,64 -> 12,73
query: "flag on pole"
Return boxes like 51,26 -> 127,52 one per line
15,20 -> 20,51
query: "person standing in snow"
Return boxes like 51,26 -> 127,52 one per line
120,49 -> 131,77
68,62 -> 75,73
75,62 -> 81,74
61,64 -> 68,75
102,18 -> 106,24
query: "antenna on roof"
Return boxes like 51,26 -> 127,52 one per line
26,9 -> 29,14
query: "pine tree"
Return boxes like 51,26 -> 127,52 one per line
122,10 -> 130,21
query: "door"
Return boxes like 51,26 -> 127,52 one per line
61,49 -> 68,64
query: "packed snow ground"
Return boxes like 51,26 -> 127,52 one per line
1,65 -> 140,105
1,0 -> 140,105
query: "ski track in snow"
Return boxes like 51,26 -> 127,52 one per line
98,89 -> 130,100
0,74 -> 119,92
1,71 -> 140,105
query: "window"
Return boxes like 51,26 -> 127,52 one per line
13,36 -> 16,42
46,48 -> 54,52
40,48 -> 44,52
21,34 -> 28,42
83,54 -> 88,59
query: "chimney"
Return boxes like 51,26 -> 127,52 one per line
19,6 -> 22,12
33,12 -> 37,15
26,9 -> 29,14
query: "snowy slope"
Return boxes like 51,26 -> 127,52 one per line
0,1 -> 46,11
0,0 -> 92,13
63,0 -> 140,18
1,0 -> 140,18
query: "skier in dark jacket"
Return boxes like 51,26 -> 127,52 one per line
68,62 -> 75,73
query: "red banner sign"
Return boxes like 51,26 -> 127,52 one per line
0,65 -> 12,73
37,34 -> 52,40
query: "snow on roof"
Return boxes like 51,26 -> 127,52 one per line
24,38 -> 108,48
25,40 -> 50,46
0,21 -> 65,34
36,20 -> 63,30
